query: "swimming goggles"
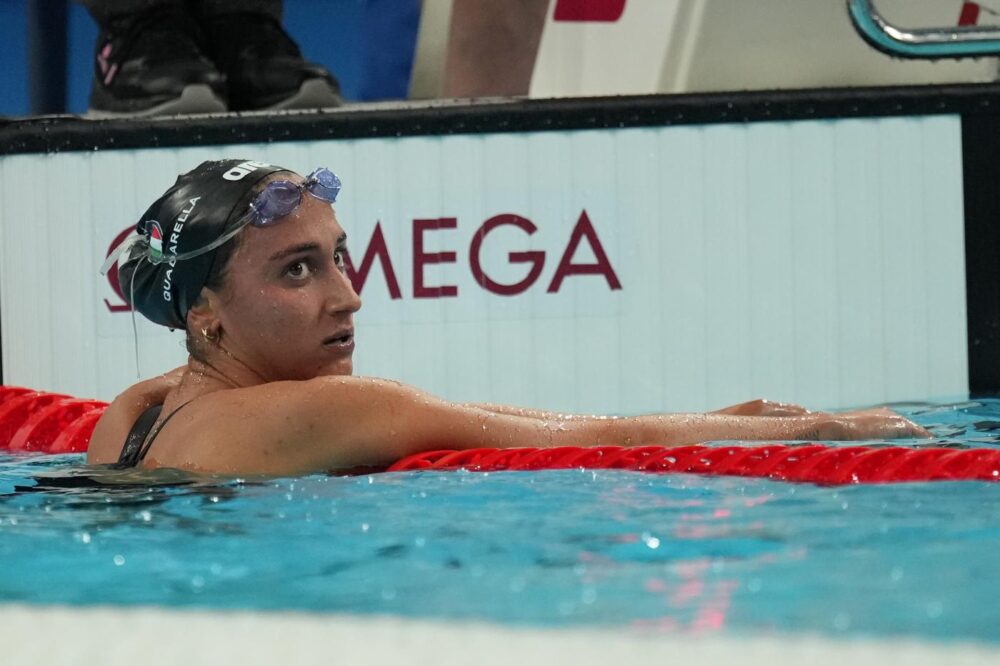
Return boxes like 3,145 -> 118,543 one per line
101,167 -> 342,274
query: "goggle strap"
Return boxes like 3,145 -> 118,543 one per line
99,231 -> 144,276
151,212 -> 252,264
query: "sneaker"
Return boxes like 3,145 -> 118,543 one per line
88,7 -> 227,117
203,13 -> 343,112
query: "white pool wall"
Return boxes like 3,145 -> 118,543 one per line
0,116 -> 968,412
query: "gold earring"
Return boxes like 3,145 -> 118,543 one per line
201,327 -> 219,343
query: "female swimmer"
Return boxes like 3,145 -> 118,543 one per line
87,159 -> 930,475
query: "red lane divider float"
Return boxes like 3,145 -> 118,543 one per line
2,386 -> 1000,484
0,387 -> 108,455
390,444 -> 1000,484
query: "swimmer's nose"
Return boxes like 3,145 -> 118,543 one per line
329,265 -> 362,314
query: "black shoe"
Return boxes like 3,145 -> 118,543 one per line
88,7 -> 227,117
203,13 -> 343,112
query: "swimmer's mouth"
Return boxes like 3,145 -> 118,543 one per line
323,330 -> 355,347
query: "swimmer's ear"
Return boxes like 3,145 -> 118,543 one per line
185,288 -> 222,336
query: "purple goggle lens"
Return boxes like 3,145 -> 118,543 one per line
250,168 -> 342,226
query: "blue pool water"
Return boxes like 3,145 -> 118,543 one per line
0,401 -> 999,642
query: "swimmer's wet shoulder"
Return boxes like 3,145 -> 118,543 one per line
91,377 -> 433,475
86,368 -> 184,464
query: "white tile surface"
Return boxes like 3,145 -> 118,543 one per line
1,604 -> 997,666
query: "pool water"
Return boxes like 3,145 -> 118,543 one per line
0,401 -> 998,642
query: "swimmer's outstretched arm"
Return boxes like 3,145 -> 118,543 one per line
461,403 -> 623,421
468,398 -> 816,420
709,399 -> 814,417
237,377 -> 930,475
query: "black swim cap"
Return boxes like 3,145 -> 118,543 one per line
117,159 -> 291,330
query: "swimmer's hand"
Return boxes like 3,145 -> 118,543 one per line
712,401 -> 929,439
805,407 -> 931,440
712,399 -> 813,417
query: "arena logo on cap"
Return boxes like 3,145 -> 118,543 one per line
148,221 -> 164,261
222,160 -> 272,181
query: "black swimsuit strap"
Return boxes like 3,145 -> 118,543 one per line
114,400 -> 193,469
115,403 -> 163,468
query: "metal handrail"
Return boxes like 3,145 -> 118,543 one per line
847,0 -> 1000,58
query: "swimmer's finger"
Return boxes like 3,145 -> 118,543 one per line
872,414 -> 932,439
904,420 -> 933,439
869,409 -> 931,438
815,413 -> 931,440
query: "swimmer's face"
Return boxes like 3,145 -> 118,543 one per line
213,175 -> 362,381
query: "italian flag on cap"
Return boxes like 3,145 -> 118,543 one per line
148,222 -> 164,261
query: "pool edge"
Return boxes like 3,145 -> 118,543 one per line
1,603 -> 996,665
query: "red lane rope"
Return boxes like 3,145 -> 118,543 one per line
0,388 -> 108,454
2,385 -> 999,484
388,445 -> 1000,484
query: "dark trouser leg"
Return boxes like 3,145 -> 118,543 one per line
75,0 -> 183,26
194,0 -> 282,20
78,0 -> 226,115
198,0 -> 343,110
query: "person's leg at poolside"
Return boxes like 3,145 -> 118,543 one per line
443,0 -> 549,97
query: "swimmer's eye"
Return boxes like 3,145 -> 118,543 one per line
334,246 -> 347,272
284,260 -> 313,280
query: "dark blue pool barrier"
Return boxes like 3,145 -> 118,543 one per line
2,385 -> 999,484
